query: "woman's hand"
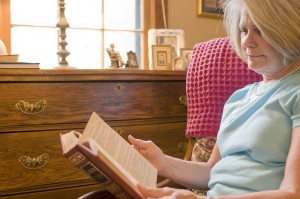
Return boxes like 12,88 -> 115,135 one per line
128,135 -> 167,175
136,183 -> 205,199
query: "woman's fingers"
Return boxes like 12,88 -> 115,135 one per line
137,183 -> 174,198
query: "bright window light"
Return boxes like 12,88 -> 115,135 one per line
10,0 -> 143,69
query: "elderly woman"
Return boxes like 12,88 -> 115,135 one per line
128,0 -> 300,198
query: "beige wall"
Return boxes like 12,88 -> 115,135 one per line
167,0 -> 226,48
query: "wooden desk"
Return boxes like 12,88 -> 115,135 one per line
0,69 -> 187,199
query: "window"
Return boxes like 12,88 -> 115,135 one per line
0,0 -> 166,69
9,0 -> 144,69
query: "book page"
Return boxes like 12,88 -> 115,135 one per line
61,131 -> 80,152
79,112 -> 157,188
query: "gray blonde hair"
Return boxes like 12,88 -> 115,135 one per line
223,0 -> 300,66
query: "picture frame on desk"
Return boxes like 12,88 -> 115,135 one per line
172,57 -> 185,70
152,45 -> 172,70
197,0 -> 223,18
148,29 -> 185,69
127,51 -> 139,68
180,48 -> 193,70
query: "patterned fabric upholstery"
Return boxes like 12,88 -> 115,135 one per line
191,136 -> 217,162
185,37 -> 262,138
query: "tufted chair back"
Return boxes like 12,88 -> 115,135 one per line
183,37 -> 262,163
186,37 -> 262,138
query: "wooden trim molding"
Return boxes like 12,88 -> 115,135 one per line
0,0 -> 11,53
141,0 -> 169,69
0,69 -> 186,82
150,0 -> 168,29
0,0 -> 10,51
0,1 -> 3,37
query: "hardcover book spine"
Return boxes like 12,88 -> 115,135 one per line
65,147 -> 131,199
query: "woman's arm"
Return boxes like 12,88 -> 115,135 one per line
128,135 -> 221,189
161,143 -> 221,189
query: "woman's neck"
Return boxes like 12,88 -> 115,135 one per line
263,60 -> 300,82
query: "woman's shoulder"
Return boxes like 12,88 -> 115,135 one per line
234,83 -> 257,95
227,82 -> 258,102
281,69 -> 300,91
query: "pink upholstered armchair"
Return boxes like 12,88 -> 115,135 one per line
184,37 -> 262,163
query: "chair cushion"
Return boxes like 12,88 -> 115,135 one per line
185,37 -> 262,138
191,136 -> 216,162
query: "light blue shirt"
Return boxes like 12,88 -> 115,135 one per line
207,69 -> 300,196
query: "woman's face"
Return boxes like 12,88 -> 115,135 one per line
239,11 -> 284,77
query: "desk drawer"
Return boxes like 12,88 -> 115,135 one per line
0,130 -> 91,195
0,121 -> 187,195
0,82 -> 186,128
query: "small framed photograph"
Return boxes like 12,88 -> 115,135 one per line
152,45 -> 172,70
197,0 -> 223,18
127,51 -> 139,68
180,48 -> 193,70
172,57 -> 185,70
148,29 -> 185,69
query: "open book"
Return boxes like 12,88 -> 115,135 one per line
60,112 -> 157,199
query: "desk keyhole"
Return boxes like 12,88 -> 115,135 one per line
115,84 -> 123,92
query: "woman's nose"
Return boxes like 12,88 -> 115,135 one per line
242,32 -> 257,49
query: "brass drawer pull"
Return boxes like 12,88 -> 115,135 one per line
178,142 -> 187,152
115,128 -> 124,135
15,99 -> 48,114
18,153 -> 50,170
179,95 -> 187,106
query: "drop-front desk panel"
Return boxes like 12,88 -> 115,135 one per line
0,69 -> 187,199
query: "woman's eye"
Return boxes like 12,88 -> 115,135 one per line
254,28 -> 261,35
240,28 -> 248,34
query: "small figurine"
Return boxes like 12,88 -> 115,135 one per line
106,43 -> 125,68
